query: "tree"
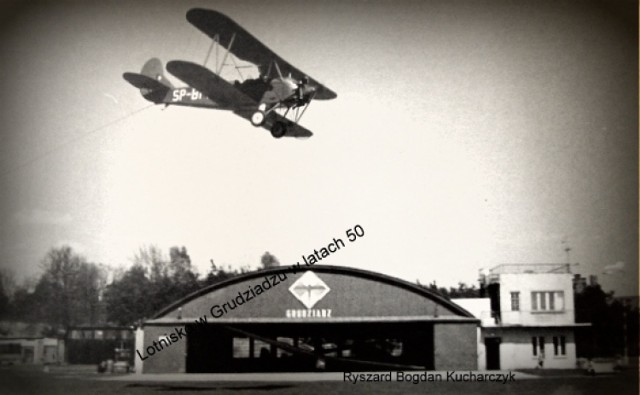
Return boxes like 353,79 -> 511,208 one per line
133,245 -> 166,282
201,259 -> 245,287
104,245 -> 202,325
416,280 -> 480,299
0,268 -> 16,318
260,251 -> 280,269
574,284 -> 639,358
28,246 -> 106,330
0,268 -> 16,301
103,265 -> 152,325
5,275 -> 39,322
447,282 -> 481,298
9,286 -> 37,321
168,246 -> 199,289
74,262 -> 108,325
0,275 -> 9,319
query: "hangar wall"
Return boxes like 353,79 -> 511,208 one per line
433,322 -> 478,370
140,325 -> 187,373
138,266 -> 479,373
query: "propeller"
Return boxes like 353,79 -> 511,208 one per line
297,75 -> 316,99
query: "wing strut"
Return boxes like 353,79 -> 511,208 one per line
216,33 -> 236,74
202,32 -> 237,76
203,36 -> 216,67
273,60 -> 284,79
294,91 -> 316,123
203,33 -> 251,82
229,55 -> 244,82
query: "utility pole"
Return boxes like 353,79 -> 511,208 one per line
561,237 -> 571,273
562,238 -> 571,263
622,298 -> 629,366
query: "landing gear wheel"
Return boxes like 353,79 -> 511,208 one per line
270,122 -> 287,138
251,111 -> 265,126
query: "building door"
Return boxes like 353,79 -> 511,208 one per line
485,337 -> 500,370
43,345 -> 57,364
186,324 -> 233,373
22,346 -> 34,363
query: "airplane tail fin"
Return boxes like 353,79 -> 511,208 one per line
123,58 -> 174,103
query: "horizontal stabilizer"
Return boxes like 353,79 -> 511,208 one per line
123,73 -> 170,103
123,58 -> 174,104
123,72 -> 165,91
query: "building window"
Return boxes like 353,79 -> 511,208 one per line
532,336 -> 545,356
0,344 -> 21,353
510,292 -> 520,311
233,337 -> 251,358
531,293 -> 537,310
553,336 -> 566,356
531,291 -> 565,311
276,337 -> 294,358
253,339 -> 272,359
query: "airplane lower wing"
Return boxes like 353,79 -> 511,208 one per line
168,60 -> 313,138
270,112 -> 313,138
233,109 -> 313,138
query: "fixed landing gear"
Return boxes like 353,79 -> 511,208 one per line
252,103 -> 289,138
270,121 -> 287,138
250,111 -> 265,126
252,109 -> 288,138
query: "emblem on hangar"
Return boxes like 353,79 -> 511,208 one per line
289,271 -> 330,309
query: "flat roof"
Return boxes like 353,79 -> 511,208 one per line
487,263 -> 572,275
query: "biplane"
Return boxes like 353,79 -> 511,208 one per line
123,9 -> 336,138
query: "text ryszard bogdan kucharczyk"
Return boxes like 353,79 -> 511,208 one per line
344,371 -> 516,384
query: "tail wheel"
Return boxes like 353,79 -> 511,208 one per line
270,122 -> 287,138
251,111 -> 266,126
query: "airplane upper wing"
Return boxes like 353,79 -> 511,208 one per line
167,60 -> 313,138
186,8 -> 337,101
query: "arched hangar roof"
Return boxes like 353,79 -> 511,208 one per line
148,265 -> 477,324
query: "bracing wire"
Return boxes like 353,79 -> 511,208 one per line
0,103 -> 156,179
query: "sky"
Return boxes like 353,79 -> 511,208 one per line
0,0 -> 637,296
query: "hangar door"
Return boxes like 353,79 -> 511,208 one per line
186,322 -> 434,373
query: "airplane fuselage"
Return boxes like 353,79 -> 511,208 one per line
168,87 -> 218,107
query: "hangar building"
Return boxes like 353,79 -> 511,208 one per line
135,265 -> 479,373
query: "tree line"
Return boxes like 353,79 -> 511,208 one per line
417,280 -> 482,299
0,246 -> 636,359
574,283 -> 639,358
0,245 -> 265,333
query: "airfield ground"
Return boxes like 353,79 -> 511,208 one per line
1,364 -> 638,395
